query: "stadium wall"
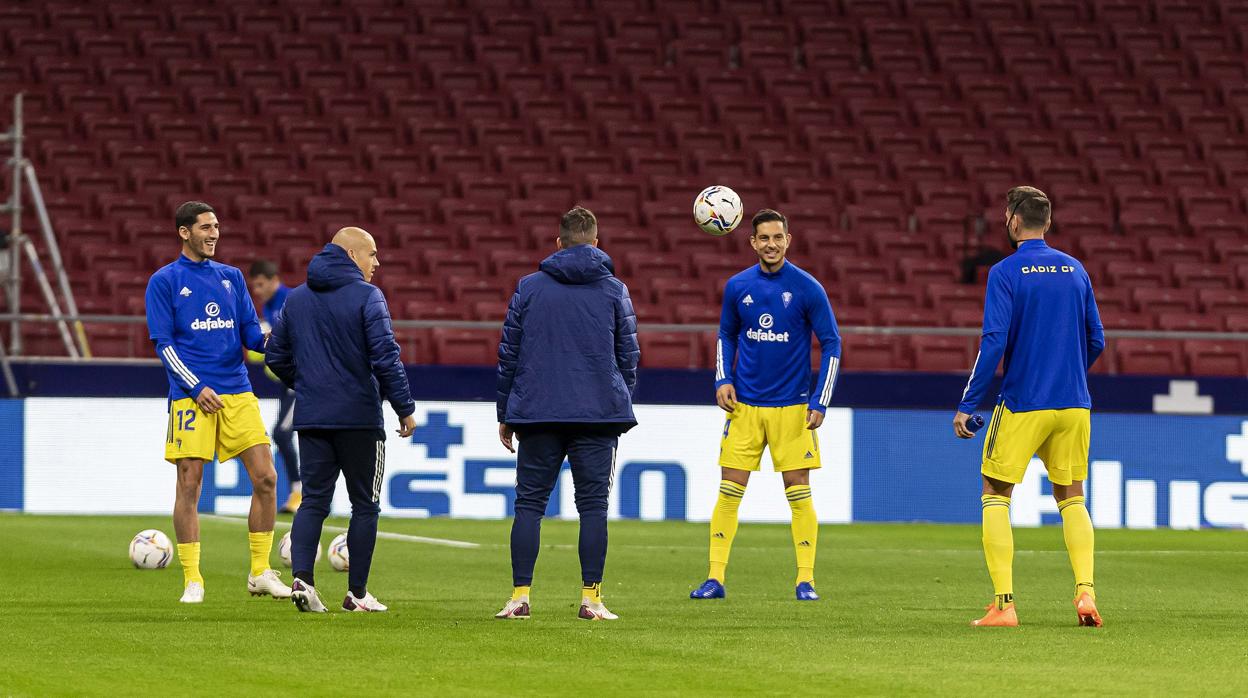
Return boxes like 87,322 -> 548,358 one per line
2,397 -> 1245,530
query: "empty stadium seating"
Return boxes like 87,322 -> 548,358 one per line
1,0 -> 1245,374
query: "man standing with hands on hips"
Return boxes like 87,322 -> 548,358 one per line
494,206 -> 640,621
265,227 -> 417,614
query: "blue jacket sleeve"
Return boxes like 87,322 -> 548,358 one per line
1084,273 -> 1105,370
263,306 -> 296,390
957,266 -> 1013,414
363,288 -> 415,419
614,281 -> 640,397
234,270 -> 266,353
496,284 -> 523,423
714,279 -> 740,389
807,281 -> 842,413
145,272 -> 205,399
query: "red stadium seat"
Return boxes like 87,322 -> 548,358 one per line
1116,339 -> 1185,375
1185,341 -> 1248,376
840,335 -> 910,371
431,329 -> 498,366
910,336 -> 975,372
638,333 -> 702,369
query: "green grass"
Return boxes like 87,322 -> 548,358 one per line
0,514 -> 1245,697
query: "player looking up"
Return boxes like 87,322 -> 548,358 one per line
954,186 -> 1106,628
247,259 -> 301,514
144,201 -> 291,604
691,209 -> 841,602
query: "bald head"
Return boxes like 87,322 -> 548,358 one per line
332,226 -> 379,282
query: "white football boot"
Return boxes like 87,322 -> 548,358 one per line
578,599 -> 619,621
248,569 -> 293,599
179,581 -> 205,604
290,579 -> 327,613
494,597 -> 531,620
342,592 -> 388,612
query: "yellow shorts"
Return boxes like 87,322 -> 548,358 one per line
981,404 -> 1090,486
165,392 -> 270,465
719,402 -> 821,472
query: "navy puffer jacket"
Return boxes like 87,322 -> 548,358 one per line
496,244 -> 639,429
266,244 -> 415,430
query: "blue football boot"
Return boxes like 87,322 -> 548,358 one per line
690,579 -> 726,599
795,581 -> 819,601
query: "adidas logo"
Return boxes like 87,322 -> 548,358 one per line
713,532 -> 726,539
179,287 -> 192,297
804,451 -> 814,459
742,294 -> 754,305
798,541 -> 811,547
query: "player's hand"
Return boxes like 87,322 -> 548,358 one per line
195,386 -> 224,415
953,411 -> 975,439
499,423 -> 515,453
715,384 -> 737,413
397,414 -> 416,438
806,409 -> 824,430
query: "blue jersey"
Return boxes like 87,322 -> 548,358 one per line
145,255 -> 267,402
259,283 -> 290,330
958,239 -> 1105,414
715,261 -> 841,412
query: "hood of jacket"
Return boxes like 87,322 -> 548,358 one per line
538,244 -> 615,285
307,243 -> 364,292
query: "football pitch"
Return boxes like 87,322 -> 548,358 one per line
0,514 -> 1244,697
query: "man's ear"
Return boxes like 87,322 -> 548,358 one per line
592,239 -> 599,247
556,237 -> 564,250
178,226 -> 189,241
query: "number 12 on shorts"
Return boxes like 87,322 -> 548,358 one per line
176,409 -> 197,431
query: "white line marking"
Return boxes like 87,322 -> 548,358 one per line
201,514 -> 480,549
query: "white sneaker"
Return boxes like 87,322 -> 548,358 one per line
180,581 -> 204,604
578,599 -> 618,621
291,579 -> 327,613
342,592 -> 388,612
248,569 -> 293,599
494,598 -> 531,620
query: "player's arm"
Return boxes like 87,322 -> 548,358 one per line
805,281 -> 842,428
234,270 -> 267,353
1083,271 -> 1105,370
714,279 -> 740,412
955,266 -> 1013,437
495,283 -> 525,452
263,306 -> 296,390
614,281 -> 640,397
363,288 -> 416,436
145,273 -> 220,412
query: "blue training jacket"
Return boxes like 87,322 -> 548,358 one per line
496,244 -> 640,428
265,244 -> 415,430
145,255 -> 265,402
958,239 -> 1105,414
715,260 -> 842,413
260,283 -> 290,329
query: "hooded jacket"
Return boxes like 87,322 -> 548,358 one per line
265,244 -> 415,430
496,244 -> 639,428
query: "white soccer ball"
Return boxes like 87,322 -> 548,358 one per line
129,529 -> 172,569
693,185 -> 744,236
327,533 -> 349,572
278,531 -> 321,568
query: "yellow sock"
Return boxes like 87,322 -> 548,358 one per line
708,480 -> 746,581
981,495 -> 1014,605
512,585 -> 530,601
582,582 -> 602,604
786,485 -> 817,584
247,531 -> 274,577
1058,495 -> 1095,600
177,542 -> 203,587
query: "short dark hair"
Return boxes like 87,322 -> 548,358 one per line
175,201 -> 215,232
559,206 -> 597,246
750,209 -> 788,235
248,259 -> 278,278
1006,186 -> 1051,230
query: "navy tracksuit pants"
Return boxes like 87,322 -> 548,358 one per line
510,424 -> 618,587
290,429 -> 384,595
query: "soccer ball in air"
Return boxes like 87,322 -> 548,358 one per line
129,529 -> 172,569
693,185 -> 744,236
278,531 -> 321,568
327,533 -> 349,572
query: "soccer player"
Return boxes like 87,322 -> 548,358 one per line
691,209 -> 841,602
494,207 -> 639,621
955,186 -> 1105,628
265,227 -> 417,613
144,201 -> 291,604
247,259 -> 301,514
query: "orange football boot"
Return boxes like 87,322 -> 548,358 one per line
972,602 -> 1019,627
1074,592 -> 1103,627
